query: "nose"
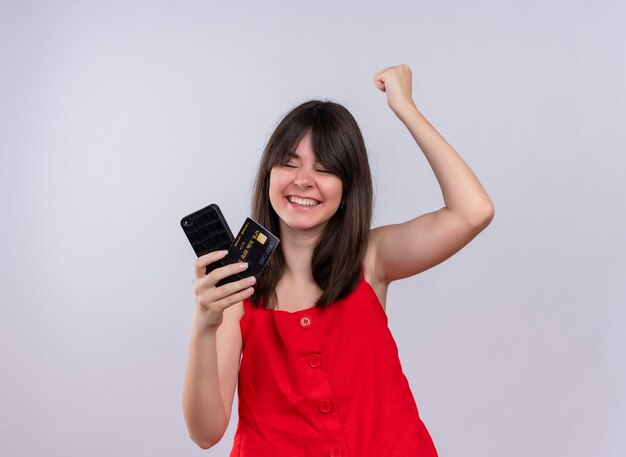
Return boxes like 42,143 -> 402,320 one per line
293,165 -> 313,189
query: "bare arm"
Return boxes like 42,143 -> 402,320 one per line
372,64 -> 494,283
183,307 -> 241,449
182,323 -> 228,449
182,252 -> 252,449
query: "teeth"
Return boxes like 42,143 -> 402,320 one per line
288,196 -> 320,206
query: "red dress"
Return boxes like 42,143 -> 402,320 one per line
229,269 -> 439,457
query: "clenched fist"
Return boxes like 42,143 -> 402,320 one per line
373,64 -> 418,114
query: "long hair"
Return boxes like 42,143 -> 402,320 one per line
249,99 -> 373,310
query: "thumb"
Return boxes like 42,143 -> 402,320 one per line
373,76 -> 386,92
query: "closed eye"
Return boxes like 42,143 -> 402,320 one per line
282,163 -> 332,174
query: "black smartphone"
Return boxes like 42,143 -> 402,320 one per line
180,203 -> 239,285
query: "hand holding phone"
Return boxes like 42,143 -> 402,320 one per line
193,250 -> 257,330
180,203 -> 280,288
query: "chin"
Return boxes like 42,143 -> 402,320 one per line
281,218 -> 323,232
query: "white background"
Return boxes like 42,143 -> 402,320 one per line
1,0 -> 624,455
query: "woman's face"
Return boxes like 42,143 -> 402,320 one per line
269,129 -> 343,234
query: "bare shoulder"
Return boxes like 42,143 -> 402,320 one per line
229,299 -> 245,319
216,301 -> 245,358
216,299 -> 244,348
217,300 -> 244,357
363,227 -> 390,311
216,298 -> 245,348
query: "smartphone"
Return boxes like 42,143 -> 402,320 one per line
180,203 -> 239,285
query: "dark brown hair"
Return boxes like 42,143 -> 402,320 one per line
249,99 -> 373,310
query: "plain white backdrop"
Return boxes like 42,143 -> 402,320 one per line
1,0 -> 624,456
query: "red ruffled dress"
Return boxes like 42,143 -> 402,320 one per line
229,269 -> 438,457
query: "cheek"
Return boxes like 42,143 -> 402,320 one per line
269,170 -> 288,189
329,180 -> 343,202
268,172 -> 288,206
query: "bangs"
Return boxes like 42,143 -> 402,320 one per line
310,121 -> 345,177
267,111 -> 346,178
266,125 -> 308,169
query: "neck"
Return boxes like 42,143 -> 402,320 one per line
278,221 -> 325,283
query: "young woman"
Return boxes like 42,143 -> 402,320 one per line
182,64 -> 494,456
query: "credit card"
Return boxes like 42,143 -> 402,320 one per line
216,217 -> 280,287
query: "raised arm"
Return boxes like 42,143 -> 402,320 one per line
371,64 -> 494,284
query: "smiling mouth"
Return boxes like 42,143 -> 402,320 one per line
286,196 -> 321,207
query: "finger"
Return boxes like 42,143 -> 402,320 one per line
213,275 -> 257,302
212,286 -> 255,310
203,260 -> 250,287
373,73 -> 387,92
196,274 -> 256,312
194,250 -> 228,279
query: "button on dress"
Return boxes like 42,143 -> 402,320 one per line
229,269 -> 439,457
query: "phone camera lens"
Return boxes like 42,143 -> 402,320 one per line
183,218 -> 193,227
